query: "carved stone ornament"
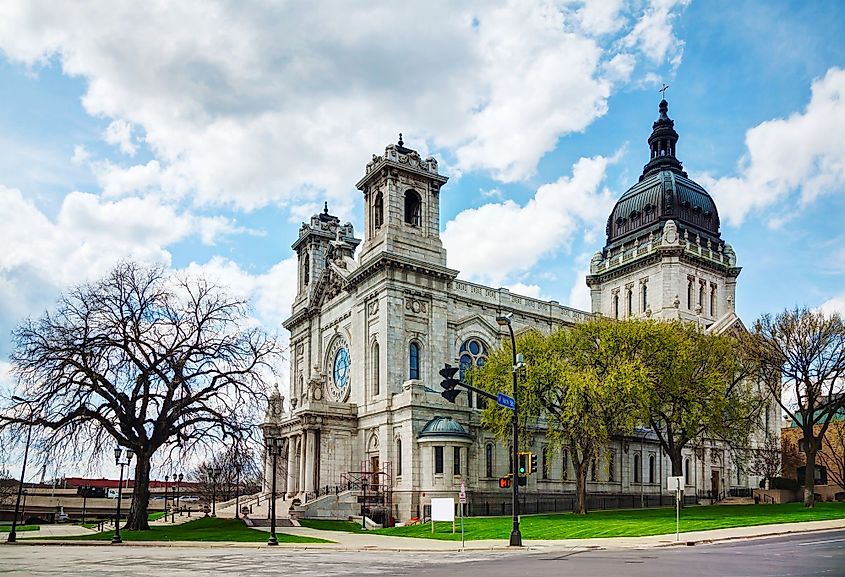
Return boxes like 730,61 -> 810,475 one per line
405,297 -> 427,315
368,299 -> 379,316
662,219 -> 678,245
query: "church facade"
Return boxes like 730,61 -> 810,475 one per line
261,101 -> 779,522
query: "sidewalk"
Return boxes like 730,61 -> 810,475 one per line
10,518 -> 845,551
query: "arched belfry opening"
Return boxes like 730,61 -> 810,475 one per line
404,189 -> 421,226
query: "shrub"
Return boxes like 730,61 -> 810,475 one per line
769,477 -> 799,491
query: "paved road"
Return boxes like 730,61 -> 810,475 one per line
1,530 -> 843,576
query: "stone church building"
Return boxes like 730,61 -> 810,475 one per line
261,100 -> 779,522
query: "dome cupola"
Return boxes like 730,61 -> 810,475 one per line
603,98 -> 721,252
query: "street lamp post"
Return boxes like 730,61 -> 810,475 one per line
112,447 -> 134,544
173,473 -> 183,522
496,314 -> 522,547
266,437 -> 283,546
7,395 -> 34,544
20,490 -> 28,525
235,462 -> 241,519
210,467 -> 221,517
164,474 -> 169,522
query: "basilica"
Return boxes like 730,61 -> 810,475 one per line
261,99 -> 779,523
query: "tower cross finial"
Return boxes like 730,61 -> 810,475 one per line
659,83 -> 669,100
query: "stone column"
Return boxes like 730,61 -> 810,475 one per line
305,429 -> 317,493
299,431 -> 307,495
279,438 -> 289,497
286,436 -> 297,498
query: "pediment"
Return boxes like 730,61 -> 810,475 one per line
706,311 -> 747,336
309,266 -> 351,311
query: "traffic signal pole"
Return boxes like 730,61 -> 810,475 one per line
509,338 -> 522,547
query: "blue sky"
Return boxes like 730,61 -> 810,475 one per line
1,0 -> 845,467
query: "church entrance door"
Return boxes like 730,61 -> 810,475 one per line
711,469 -> 721,498
370,456 -> 380,486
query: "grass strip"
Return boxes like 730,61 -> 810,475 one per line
297,519 -> 366,533
373,502 -> 845,541
44,516 -> 331,543
0,525 -> 39,532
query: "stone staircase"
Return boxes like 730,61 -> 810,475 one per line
716,496 -> 755,505
215,492 -> 299,527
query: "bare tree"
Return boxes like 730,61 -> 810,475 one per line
818,421 -> 845,492
748,431 -> 782,485
1,262 -> 281,530
748,308 -> 845,507
190,444 -> 263,506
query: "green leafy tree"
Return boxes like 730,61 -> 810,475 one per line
475,318 -> 648,514
639,320 -> 763,490
747,308 -> 845,507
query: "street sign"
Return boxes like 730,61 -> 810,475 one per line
666,476 -> 684,492
459,481 -> 467,504
496,392 -> 515,410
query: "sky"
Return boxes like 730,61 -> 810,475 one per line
1,0 -> 845,478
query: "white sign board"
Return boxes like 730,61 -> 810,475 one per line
459,481 -> 466,504
431,498 -> 455,522
667,476 -> 684,492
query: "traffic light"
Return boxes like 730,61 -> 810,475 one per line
439,363 -> 462,403
517,452 -> 529,476
530,453 -> 538,475
498,475 -> 512,489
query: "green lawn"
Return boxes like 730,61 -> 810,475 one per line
373,503 -> 845,541
0,525 -> 39,532
298,519 -> 366,533
55,516 -> 331,543
148,511 -> 167,522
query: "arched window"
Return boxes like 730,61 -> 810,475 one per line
409,342 -> 420,380
404,189 -> 421,226
698,283 -> 705,309
373,192 -> 384,229
590,458 -> 598,481
613,293 -> 619,319
633,453 -> 641,483
710,286 -> 717,316
684,458 -> 690,486
641,283 -> 648,312
648,455 -> 656,484
626,289 -> 633,317
687,280 -> 693,310
396,438 -> 402,476
485,443 -> 493,478
302,257 -> 309,288
541,446 -> 549,479
372,342 -> 380,397
607,450 -> 615,482
459,338 -> 489,409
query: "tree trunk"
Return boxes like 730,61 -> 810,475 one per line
126,451 -> 151,530
669,448 -> 685,507
804,446 -> 817,509
574,460 -> 590,515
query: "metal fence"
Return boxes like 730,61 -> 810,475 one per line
421,492 -> 697,519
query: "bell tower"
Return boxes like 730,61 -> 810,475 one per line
356,134 -> 449,266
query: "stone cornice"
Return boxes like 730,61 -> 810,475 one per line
356,158 -> 449,190
349,252 -> 458,286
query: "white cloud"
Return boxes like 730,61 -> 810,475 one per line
566,254 -> 594,311
820,294 -> 845,316
699,67 -> 845,226
103,119 -> 137,156
443,154 -> 616,286
0,1 -> 690,211
621,0 -> 688,68
71,145 -> 90,165
0,185 -> 257,350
